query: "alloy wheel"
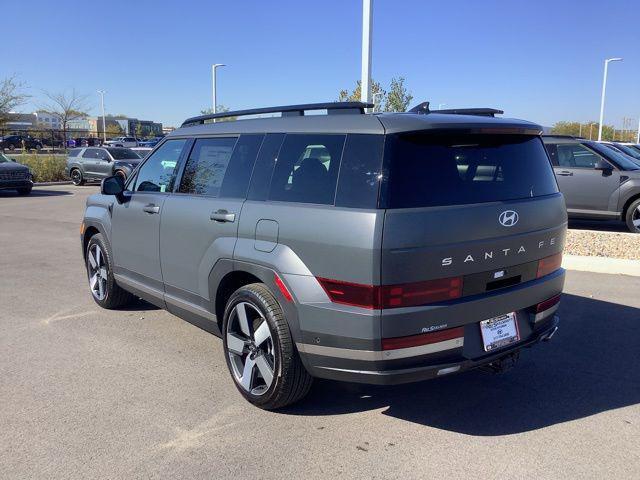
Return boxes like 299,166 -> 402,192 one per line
226,302 -> 275,396
87,244 -> 108,301
633,206 -> 640,232
71,170 -> 82,185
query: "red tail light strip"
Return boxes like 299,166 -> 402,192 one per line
382,326 -> 465,351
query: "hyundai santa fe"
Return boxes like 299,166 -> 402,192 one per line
80,101 -> 566,409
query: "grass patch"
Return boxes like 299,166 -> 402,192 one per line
8,154 -> 67,183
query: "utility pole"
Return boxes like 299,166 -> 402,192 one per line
211,64 -> 226,119
360,0 -> 373,109
598,57 -> 622,141
97,90 -> 107,142
589,122 -> 593,140
579,123 -> 582,137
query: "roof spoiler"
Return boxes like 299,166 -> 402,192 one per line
408,101 -> 504,117
181,102 -> 374,127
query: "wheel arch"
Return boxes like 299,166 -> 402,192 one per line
622,191 -> 640,218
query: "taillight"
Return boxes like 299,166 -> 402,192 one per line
380,277 -> 462,308
535,294 -> 561,313
382,326 -> 464,351
316,276 -> 463,309
537,253 -> 563,278
316,277 -> 380,309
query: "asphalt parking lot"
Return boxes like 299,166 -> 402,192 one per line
1,185 -> 639,479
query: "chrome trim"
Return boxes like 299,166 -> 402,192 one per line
534,303 -> 559,323
296,336 -> 464,361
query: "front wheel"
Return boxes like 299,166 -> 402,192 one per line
222,283 -> 312,410
17,186 -> 32,195
625,198 -> 640,233
70,168 -> 84,186
86,233 -> 135,309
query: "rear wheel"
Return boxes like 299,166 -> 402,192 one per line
86,233 -> 135,309
114,169 -> 127,181
222,283 -> 312,410
70,168 -> 84,186
17,186 -> 32,196
625,198 -> 640,233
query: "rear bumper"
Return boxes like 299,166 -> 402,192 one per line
305,315 -> 559,385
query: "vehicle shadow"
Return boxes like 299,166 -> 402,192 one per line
569,219 -> 627,232
284,293 -> 640,435
0,189 -> 74,198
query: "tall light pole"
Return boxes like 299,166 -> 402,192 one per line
360,0 -> 373,109
637,117 -> 640,144
97,90 -> 107,142
597,57 -> 622,141
211,64 -> 226,116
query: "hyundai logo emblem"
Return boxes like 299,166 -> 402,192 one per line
498,210 -> 519,227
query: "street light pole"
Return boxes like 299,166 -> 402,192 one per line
597,57 -> 622,141
360,0 -> 373,109
97,90 -> 107,143
637,117 -> 640,144
211,64 -> 226,118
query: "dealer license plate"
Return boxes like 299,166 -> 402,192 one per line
479,312 -> 520,352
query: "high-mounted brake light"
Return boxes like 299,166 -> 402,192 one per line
316,276 -> 463,309
537,253 -> 563,278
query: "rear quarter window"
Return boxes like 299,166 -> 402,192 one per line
382,134 -> 559,208
68,149 -> 81,158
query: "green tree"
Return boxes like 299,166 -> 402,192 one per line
384,77 -> 413,112
550,121 -> 616,141
338,79 -> 386,111
105,123 -> 124,137
200,105 -> 236,122
0,75 -> 30,126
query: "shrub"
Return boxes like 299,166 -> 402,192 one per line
8,154 -> 67,183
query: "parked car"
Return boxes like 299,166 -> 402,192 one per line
0,153 -> 33,195
0,135 -> 43,151
81,101 -> 566,409
130,147 -> 153,158
74,137 -> 102,147
543,135 -> 640,232
104,136 -> 138,148
599,141 -> 640,166
65,147 -> 142,185
137,137 -> 163,148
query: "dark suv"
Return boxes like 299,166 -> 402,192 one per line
66,147 -> 142,185
0,153 -> 33,195
81,102 -> 566,409
0,135 -> 43,151
543,135 -> 640,232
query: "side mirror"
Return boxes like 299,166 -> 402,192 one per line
101,175 -> 125,201
594,159 -> 613,174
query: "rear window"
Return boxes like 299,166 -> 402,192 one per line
68,149 -> 81,157
382,134 -> 558,208
107,148 -> 140,160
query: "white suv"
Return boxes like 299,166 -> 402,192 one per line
105,136 -> 138,148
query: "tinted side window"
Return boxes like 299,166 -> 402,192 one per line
247,134 -> 285,201
268,134 -> 346,205
134,139 -> 186,192
544,143 -> 559,166
178,137 -> 237,196
220,134 -> 264,198
68,149 -> 81,158
82,148 -> 99,158
335,134 -> 384,208
557,144 -> 600,168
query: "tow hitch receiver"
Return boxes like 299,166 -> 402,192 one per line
480,351 -> 520,374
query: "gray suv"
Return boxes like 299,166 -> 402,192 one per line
66,147 -> 142,185
81,102 -> 566,409
543,135 -> 640,232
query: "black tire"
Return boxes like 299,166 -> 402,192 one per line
114,169 -> 127,181
70,168 -> 85,186
17,186 -> 32,196
625,197 -> 640,233
8,144 -> 15,151
85,233 -> 135,309
222,283 -> 313,410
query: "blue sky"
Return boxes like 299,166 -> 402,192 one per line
3,0 -> 639,129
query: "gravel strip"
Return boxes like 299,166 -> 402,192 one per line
565,229 -> 640,260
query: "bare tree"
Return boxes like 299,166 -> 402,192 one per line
0,75 -> 30,125
40,89 -> 91,145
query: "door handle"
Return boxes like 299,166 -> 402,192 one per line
143,204 -> 160,214
557,171 -> 573,176
210,209 -> 236,222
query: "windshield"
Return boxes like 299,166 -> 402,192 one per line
0,153 -> 12,163
587,142 -> 640,170
614,144 -> 640,160
107,148 -> 140,160
383,134 -> 559,208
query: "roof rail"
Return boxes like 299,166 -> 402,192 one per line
181,101 -> 374,127
407,101 -> 504,117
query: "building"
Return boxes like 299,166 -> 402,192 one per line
34,111 -> 62,130
128,118 -> 163,137
2,112 -> 37,128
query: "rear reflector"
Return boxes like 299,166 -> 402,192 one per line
316,276 -> 463,309
382,326 -> 465,351
537,253 -> 563,278
274,273 -> 293,302
535,294 -> 561,313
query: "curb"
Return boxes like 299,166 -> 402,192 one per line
34,181 -> 73,186
562,255 -> 640,277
